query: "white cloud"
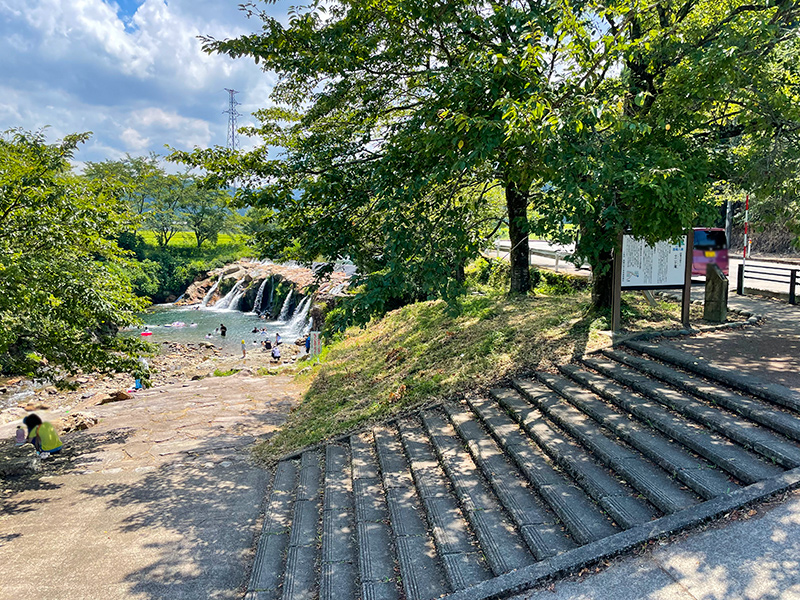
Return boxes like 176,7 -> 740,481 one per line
120,126 -> 150,150
0,0 -> 289,162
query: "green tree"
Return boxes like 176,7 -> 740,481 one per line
504,0 -> 800,306
0,129 -> 149,377
173,0 -> 552,315
84,153 -> 162,216
181,184 -> 231,248
146,172 -> 187,248
178,0 -> 800,316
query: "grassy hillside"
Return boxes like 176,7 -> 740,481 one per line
256,287 -> 701,462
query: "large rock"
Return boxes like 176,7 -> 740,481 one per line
99,390 -> 133,405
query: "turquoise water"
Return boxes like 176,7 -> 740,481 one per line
127,302 -> 312,355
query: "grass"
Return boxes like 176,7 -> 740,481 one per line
213,368 -> 240,377
254,288 -> 706,463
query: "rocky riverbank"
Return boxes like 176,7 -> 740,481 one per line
0,338 -> 307,429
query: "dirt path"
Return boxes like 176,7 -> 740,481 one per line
0,350 -> 304,600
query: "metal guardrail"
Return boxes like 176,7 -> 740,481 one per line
737,262 -> 799,304
493,240 -> 577,272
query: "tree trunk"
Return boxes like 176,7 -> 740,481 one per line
506,180 -> 531,294
591,249 -> 614,309
452,257 -> 466,285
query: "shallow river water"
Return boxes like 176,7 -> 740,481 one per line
127,302 -> 312,355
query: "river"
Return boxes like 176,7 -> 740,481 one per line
128,297 -> 313,355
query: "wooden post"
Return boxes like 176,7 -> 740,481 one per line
681,229 -> 694,328
611,233 -> 624,333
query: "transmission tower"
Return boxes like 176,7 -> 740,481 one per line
224,88 -> 241,150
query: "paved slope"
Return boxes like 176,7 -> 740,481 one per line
246,344 -> 800,600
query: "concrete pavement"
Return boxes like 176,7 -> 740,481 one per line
0,372 -> 302,600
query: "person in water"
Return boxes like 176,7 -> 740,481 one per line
22,413 -> 63,454
275,332 -> 282,346
220,324 -> 227,337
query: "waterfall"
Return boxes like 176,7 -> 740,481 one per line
215,279 -> 244,310
200,279 -> 220,307
252,278 -> 269,314
228,290 -> 246,311
287,296 -> 311,329
267,276 -> 274,315
278,289 -> 294,321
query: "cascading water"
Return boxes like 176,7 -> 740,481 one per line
267,276 -> 274,315
200,279 -> 221,307
277,289 -> 294,321
287,296 -> 311,328
215,279 -> 244,310
251,278 -> 269,314
228,289 -> 246,311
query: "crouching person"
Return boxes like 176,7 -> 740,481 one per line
23,413 -> 63,455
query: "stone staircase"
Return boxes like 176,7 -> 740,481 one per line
245,341 -> 800,600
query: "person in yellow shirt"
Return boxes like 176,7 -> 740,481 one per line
22,413 -> 63,454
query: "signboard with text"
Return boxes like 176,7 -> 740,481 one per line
621,235 -> 687,289
310,331 -> 322,358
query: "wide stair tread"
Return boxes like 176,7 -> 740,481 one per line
536,371 -> 737,499
625,340 -> 800,413
246,460 -> 298,600
468,390 -> 618,545
397,418 -> 494,588
583,356 -> 800,469
350,432 -> 400,600
321,444 -> 358,600
557,366 -> 783,485
374,425 -> 451,600
603,348 -> 800,444
420,408 -> 537,573
513,379 -> 700,514
483,391 -> 659,528
444,400 -> 577,559
283,451 -> 322,600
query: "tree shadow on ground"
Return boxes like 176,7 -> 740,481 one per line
0,428 -> 135,512
76,435 -> 269,600
525,493 -> 800,599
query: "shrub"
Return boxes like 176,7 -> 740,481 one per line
536,270 -> 589,295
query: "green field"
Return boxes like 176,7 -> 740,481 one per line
138,230 -> 248,249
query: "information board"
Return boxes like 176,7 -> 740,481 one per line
310,331 -> 322,358
621,235 -> 687,289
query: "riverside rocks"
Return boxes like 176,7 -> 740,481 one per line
176,259 -> 350,309
0,342 -> 218,426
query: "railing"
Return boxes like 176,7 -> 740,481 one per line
493,240 -> 580,272
737,262 -> 799,304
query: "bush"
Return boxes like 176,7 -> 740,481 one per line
536,270 -> 589,295
465,257 -> 542,292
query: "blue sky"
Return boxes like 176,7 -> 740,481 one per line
0,0 -> 290,168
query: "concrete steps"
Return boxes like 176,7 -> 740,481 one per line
245,343 -> 800,600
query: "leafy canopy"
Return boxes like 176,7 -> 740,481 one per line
0,129 -> 150,377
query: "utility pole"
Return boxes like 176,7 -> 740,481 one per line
224,88 -> 241,151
